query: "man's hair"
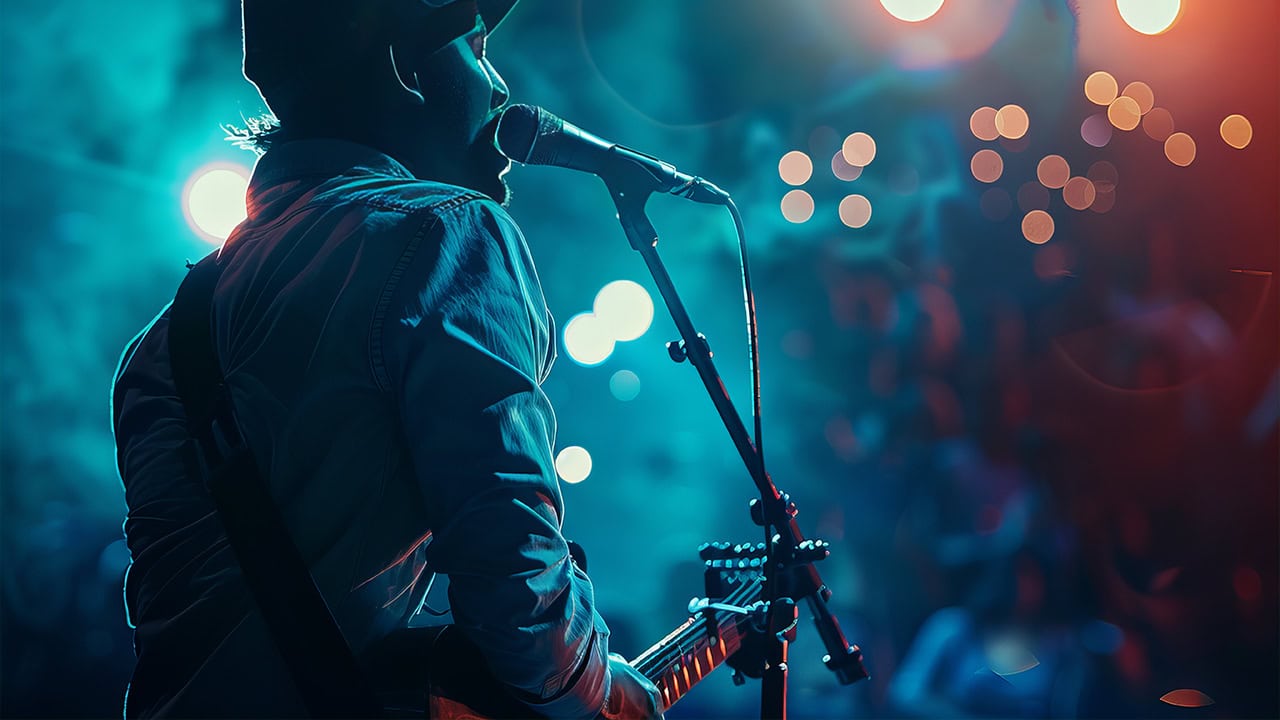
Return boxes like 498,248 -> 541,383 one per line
223,114 -> 283,156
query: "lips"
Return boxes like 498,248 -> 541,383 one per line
479,111 -> 504,152
479,112 -> 511,173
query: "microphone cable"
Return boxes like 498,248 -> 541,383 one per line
723,196 -> 766,486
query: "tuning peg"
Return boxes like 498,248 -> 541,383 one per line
793,538 -> 831,564
698,541 -> 733,560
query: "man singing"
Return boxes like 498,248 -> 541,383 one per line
112,1 -> 661,716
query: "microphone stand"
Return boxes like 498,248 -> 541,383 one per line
601,171 -> 869,720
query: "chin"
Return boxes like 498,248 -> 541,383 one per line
478,174 -> 511,207
463,147 -> 512,206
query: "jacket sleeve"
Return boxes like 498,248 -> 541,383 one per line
379,197 -> 610,718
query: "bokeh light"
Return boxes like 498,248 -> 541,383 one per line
1117,0 -> 1182,35
1164,132 -> 1196,166
878,0 -> 945,22
1084,71 -> 1118,106
1090,188 -> 1117,214
1063,177 -> 1097,210
554,446 -> 593,484
609,370 -> 641,401
1234,567 -> 1263,602
1107,96 -> 1141,131
1159,689 -> 1214,708
1018,182 -> 1050,212
970,149 -> 1004,183
831,151 -> 863,181
594,280 -> 654,342
839,194 -> 873,228
1142,107 -> 1175,141
781,189 -> 816,223
1081,113 -> 1114,147
183,164 -> 250,244
1021,210 -> 1054,244
563,312 -> 616,366
994,104 -> 1029,140
778,150 -> 814,185
980,188 -> 1012,221
969,106 -> 999,141
1122,81 -> 1155,115
1087,161 -> 1119,193
842,132 -> 877,167
1034,244 -> 1070,280
1036,155 -> 1070,189
1220,114 -> 1253,149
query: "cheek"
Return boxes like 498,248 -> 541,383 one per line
418,52 -> 491,136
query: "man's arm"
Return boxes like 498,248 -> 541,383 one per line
380,197 -> 610,718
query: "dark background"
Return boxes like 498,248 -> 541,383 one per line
2,1 -> 1276,717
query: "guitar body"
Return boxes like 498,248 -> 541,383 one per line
367,625 -> 549,719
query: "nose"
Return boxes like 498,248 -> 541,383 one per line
482,57 -> 510,111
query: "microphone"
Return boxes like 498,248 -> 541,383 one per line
494,104 -> 730,205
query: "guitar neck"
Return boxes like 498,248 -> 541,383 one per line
629,577 -> 763,710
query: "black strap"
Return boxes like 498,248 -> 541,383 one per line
168,254 -> 384,718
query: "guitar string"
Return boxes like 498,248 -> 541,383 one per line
635,577 -> 760,689
634,574 -> 763,680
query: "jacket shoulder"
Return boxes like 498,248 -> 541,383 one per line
316,175 -> 489,219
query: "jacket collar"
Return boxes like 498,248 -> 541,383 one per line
247,138 -> 415,206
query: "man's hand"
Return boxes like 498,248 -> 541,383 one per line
601,654 -> 663,720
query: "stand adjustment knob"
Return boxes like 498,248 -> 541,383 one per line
795,539 -> 831,563
666,333 -> 712,363
749,494 -> 797,526
823,645 -> 870,685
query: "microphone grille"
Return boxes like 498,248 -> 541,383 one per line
495,104 -> 561,165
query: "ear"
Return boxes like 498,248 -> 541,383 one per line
388,44 -> 427,105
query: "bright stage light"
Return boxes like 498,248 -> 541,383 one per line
183,164 -> 250,244
1063,177 -> 1097,211
554,446 -> 593,484
1084,71 -> 1119,106
593,280 -> 654,342
841,132 -> 877,168
780,189 -> 815,224
1117,0 -> 1181,35
1021,210 -> 1054,245
1164,132 -> 1196,167
1220,114 -> 1253,149
994,104 -> 1029,140
1036,155 -> 1070,190
1143,108 -> 1176,141
970,149 -> 1004,184
778,151 -> 814,186
839,194 -> 873,229
879,0 -> 945,23
563,312 -> 616,366
969,107 -> 999,141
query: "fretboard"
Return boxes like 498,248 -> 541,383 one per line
630,576 -> 764,710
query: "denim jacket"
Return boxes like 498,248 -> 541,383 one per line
113,139 -> 610,718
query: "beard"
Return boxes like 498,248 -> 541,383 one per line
465,154 -> 511,207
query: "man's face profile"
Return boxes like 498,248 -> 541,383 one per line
405,15 -> 513,204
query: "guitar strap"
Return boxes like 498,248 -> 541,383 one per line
167,252 -> 384,718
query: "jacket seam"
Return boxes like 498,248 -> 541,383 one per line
368,192 -> 484,393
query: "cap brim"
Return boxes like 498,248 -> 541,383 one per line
479,0 -> 518,32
